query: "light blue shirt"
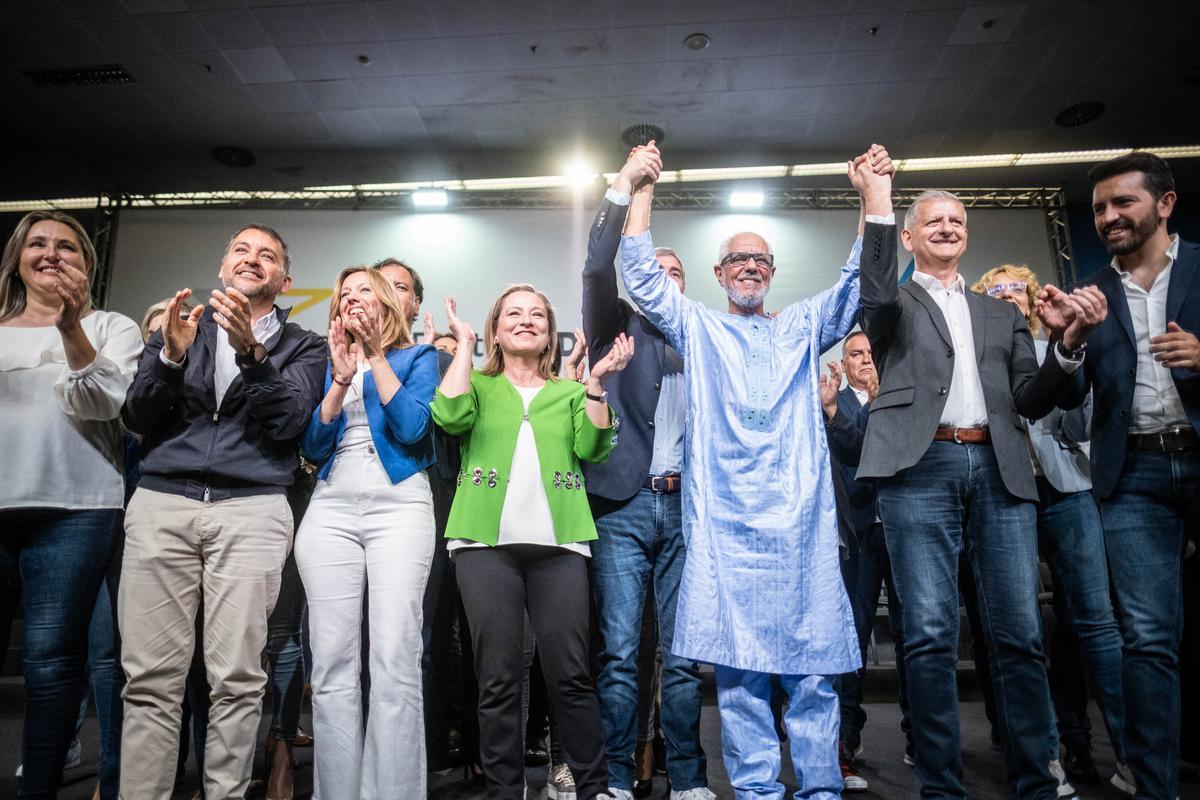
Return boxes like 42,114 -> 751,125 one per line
648,365 -> 684,476
620,228 -> 864,675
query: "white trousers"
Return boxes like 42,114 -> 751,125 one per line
295,446 -> 436,800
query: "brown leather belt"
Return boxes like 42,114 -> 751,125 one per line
644,475 -> 682,493
1128,425 -> 1199,453
933,426 -> 991,444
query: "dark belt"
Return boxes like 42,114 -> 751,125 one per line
1127,425 -> 1199,453
139,475 -> 285,502
644,475 -> 682,494
933,426 -> 991,444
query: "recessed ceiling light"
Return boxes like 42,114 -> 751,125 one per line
211,146 -> 255,168
684,33 -> 710,50
1054,102 -> 1105,128
621,123 -> 665,148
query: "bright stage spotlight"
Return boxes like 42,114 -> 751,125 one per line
564,160 -> 598,188
412,189 -> 448,207
729,190 -> 764,209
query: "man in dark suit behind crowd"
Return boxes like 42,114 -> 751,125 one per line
1058,151 -> 1200,800
856,189 -> 1108,800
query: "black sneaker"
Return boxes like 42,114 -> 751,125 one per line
1062,742 -> 1101,785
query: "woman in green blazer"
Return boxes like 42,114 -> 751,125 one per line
432,284 -> 633,800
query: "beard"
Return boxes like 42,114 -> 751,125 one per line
1101,207 -> 1160,256
724,272 -> 769,313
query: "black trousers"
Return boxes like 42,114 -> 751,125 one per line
455,545 -> 607,800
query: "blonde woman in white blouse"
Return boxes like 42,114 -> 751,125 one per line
0,211 -> 142,799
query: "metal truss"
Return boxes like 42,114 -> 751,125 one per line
90,184 -> 1073,297
90,193 -> 121,309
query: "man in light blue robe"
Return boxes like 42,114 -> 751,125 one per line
617,144 -> 897,799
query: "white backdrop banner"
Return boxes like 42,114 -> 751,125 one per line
109,204 -> 1052,359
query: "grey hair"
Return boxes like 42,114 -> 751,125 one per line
717,231 -> 773,261
903,190 -> 967,232
653,246 -> 683,268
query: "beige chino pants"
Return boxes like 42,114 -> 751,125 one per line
118,487 -> 293,800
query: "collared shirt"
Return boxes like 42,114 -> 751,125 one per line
648,353 -> 684,475
909,270 -> 989,427
1112,235 -> 1188,433
160,307 -> 281,411
850,385 -> 869,408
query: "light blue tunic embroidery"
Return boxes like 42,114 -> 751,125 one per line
620,230 -> 863,675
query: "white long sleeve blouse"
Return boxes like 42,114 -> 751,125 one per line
0,310 -> 143,510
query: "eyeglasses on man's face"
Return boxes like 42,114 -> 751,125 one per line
720,251 -> 775,269
985,280 -> 1027,298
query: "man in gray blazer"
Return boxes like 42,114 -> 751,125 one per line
856,190 -> 1108,800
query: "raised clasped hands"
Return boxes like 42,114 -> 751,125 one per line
329,316 -> 359,383
1035,285 -> 1108,350
588,332 -> 635,386
444,296 -> 477,348
161,288 -> 206,363
210,287 -> 257,355
613,140 -> 663,195
848,143 -> 894,197
1150,321 -> 1200,370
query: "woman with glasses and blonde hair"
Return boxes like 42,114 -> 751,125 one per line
0,211 -> 142,799
972,263 -> 1128,791
432,284 -> 633,800
294,266 -> 440,799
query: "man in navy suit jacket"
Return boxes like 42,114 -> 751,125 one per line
582,147 -> 713,800
823,332 -> 912,782
1058,151 -> 1200,799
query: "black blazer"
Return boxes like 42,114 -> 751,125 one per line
581,196 -> 676,502
1060,237 -> 1200,499
824,387 -> 874,558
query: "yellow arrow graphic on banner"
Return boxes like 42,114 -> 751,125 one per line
281,288 -> 333,317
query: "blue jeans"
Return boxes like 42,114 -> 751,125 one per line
88,529 -> 125,800
0,507 -> 117,800
836,522 -> 911,755
591,489 -> 707,791
876,442 -> 1056,800
265,552 -> 306,740
1099,447 -> 1198,799
1035,477 -> 1125,761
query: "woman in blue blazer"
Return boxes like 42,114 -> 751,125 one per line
295,266 -> 440,800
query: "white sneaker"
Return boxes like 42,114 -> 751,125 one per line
15,738 -> 81,777
1110,761 -> 1136,796
547,762 -> 577,800
1049,759 -> 1077,798
671,789 -> 718,800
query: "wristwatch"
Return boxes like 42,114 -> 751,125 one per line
1056,340 -> 1086,360
235,341 -> 267,367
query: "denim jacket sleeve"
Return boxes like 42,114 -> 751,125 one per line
381,345 -> 439,445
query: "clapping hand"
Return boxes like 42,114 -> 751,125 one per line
210,287 -> 257,355
343,304 -> 385,358
49,260 -> 91,332
329,317 -> 359,384
588,333 -> 635,385
1151,321 -> 1200,370
161,288 -> 206,363
819,360 -> 843,419
421,311 -> 436,345
444,296 -> 476,348
1035,285 -> 1108,350
564,327 -> 588,382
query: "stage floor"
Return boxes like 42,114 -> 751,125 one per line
0,675 -> 1193,799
